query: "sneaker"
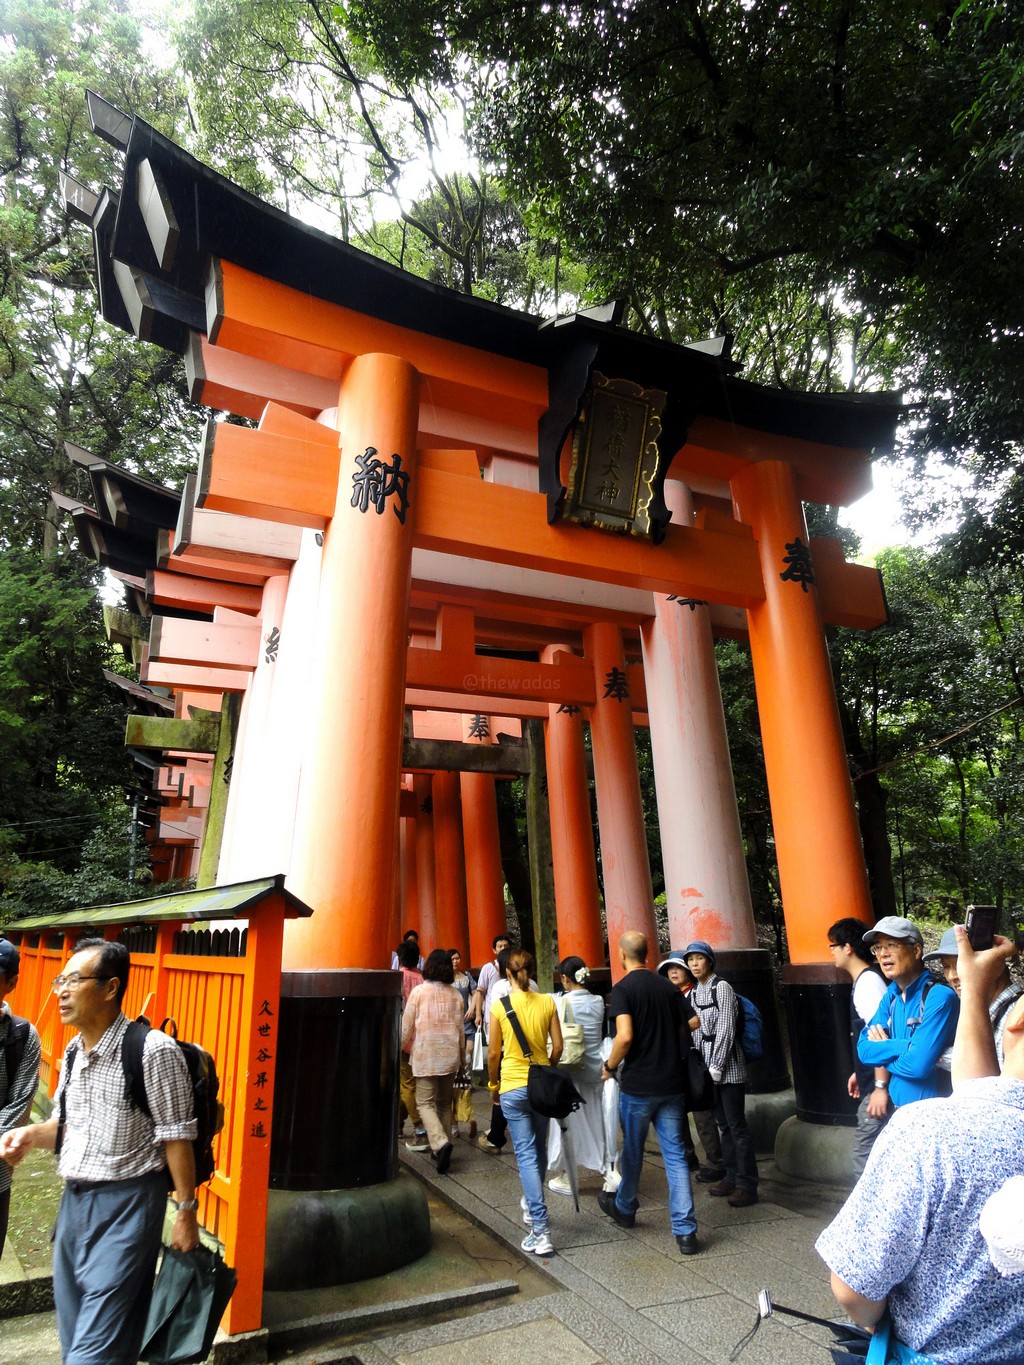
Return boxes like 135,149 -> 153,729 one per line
597,1188 -> 635,1228
521,1228 -> 554,1257
548,1173 -> 572,1195
405,1135 -> 430,1153
696,1166 -> 727,1184
478,1134 -> 504,1153
602,1168 -> 622,1193
520,1194 -> 533,1226
451,1123 -> 460,1137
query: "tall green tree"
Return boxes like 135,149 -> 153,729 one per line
350,0 -> 1024,546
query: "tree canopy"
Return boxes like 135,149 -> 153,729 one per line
349,0 -> 1024,548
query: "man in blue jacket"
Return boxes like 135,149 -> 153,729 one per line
858,916 -> 959,1109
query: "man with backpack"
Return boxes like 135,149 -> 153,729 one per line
0,938 -> 41,1259
685,939 -> 759,1208
857,916 -> 959,1108
0,938 -> 198,1365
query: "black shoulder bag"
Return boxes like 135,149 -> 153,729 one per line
499,995 -> 584,1120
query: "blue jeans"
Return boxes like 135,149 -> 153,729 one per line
616,1089 -> 696,1237
502,1085 -> 550,1234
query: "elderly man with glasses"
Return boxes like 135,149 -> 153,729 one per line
0,937 -> 197,1365
856,915 -> 960,1109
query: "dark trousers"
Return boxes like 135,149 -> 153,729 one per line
53,1171 -> 167,1365
714,1081 -> 758,1192
486,1099 -> 508,1147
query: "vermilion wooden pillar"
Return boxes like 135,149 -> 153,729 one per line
399,781 -> 420,940
641,484 -> 757,952
284,353 -> 419,969
585,621 -> 658,980
414,773 -> 438,950
460,713 -> 506,966
432,769 -> 470,954
731,459 -> 872,964
542,644 -> 605,968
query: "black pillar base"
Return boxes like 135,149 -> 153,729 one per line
270,970 -> 401,1190
781,964 -> 858,1125
715,948 -> 789,1093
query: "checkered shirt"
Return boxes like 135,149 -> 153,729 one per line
690,974 -> 748,1085
56,1013 -> 197,1183
0,1003 -> 42,1194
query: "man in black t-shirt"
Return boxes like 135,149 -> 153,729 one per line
597,930 -> 701,1256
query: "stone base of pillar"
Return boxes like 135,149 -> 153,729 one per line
263,1176 -> 430,1290
773,1115 -> 856,1188
745,1088 -> 797,1155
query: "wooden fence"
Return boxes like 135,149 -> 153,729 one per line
3,875 -> 310,1337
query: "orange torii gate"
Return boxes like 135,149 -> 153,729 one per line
59,92 -> 902,1296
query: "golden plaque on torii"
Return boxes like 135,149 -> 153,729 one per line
563,372 -> 668,537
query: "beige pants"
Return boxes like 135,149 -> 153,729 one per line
415,1074 -> 455,1153
400,1054 -> 421,1129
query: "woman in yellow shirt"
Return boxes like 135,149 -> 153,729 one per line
488,949 -> 563,1256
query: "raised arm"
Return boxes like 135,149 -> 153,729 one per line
951,928 -> 1015,1085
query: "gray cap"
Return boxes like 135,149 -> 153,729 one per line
922,926 -> 961,965
862,915 -> 925,947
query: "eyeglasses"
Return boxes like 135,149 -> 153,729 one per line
870,941 -> 914,957
52,972 -> 111,993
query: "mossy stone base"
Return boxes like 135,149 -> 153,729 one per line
264,1175 -> 430,1291
774,1114 -> 856,1186
746,1087 -> 797,1154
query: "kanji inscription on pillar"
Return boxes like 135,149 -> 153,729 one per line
249,998 -> 276,1140
468,714 -> 490,739
602,667 -> 630,701
779,537 -> 816,592
351,446 -> 410,524
563,373 -> 667,537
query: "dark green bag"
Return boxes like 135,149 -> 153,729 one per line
141,1243 -> 237,1365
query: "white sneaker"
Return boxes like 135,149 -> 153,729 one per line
520,1194 -> 532,1226
548,1173 -> 572,1195
602,1168 -> 622,1193
521,1228 -> 554,1256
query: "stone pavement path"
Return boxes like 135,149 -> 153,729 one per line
0,1103 -> 854,1364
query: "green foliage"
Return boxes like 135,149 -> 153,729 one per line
0,549 -> 131,873
351,0 -> 1024,546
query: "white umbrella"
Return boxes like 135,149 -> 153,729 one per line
556,1118 -> 582,1212
601,1042 -> 622,1192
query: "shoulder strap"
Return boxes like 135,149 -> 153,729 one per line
500,994 -> 535,1062
55,1038 -> 80,1156
560,995 -> 576,1027
2,1015 -> 29,1082
121,1018 -> 152,1116
991,987 -> 1022,1027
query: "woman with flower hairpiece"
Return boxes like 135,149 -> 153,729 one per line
545,955 -> 613,1196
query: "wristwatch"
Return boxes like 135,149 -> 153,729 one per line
874,1080 -> 889,1089
172,1196 -> 199,1212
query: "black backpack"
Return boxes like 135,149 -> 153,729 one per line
59,1016 -> 224,1186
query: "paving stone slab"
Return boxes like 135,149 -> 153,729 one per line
643,1293 -> 834,1365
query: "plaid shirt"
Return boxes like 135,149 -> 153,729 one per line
690,975 -> 748,1085
0,1003 -> 42,1195
56,1014 -> 196,1183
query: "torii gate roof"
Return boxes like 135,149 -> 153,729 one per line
71,99 -> 902,515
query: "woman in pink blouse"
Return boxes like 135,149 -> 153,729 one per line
401,948 -> 467,1174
